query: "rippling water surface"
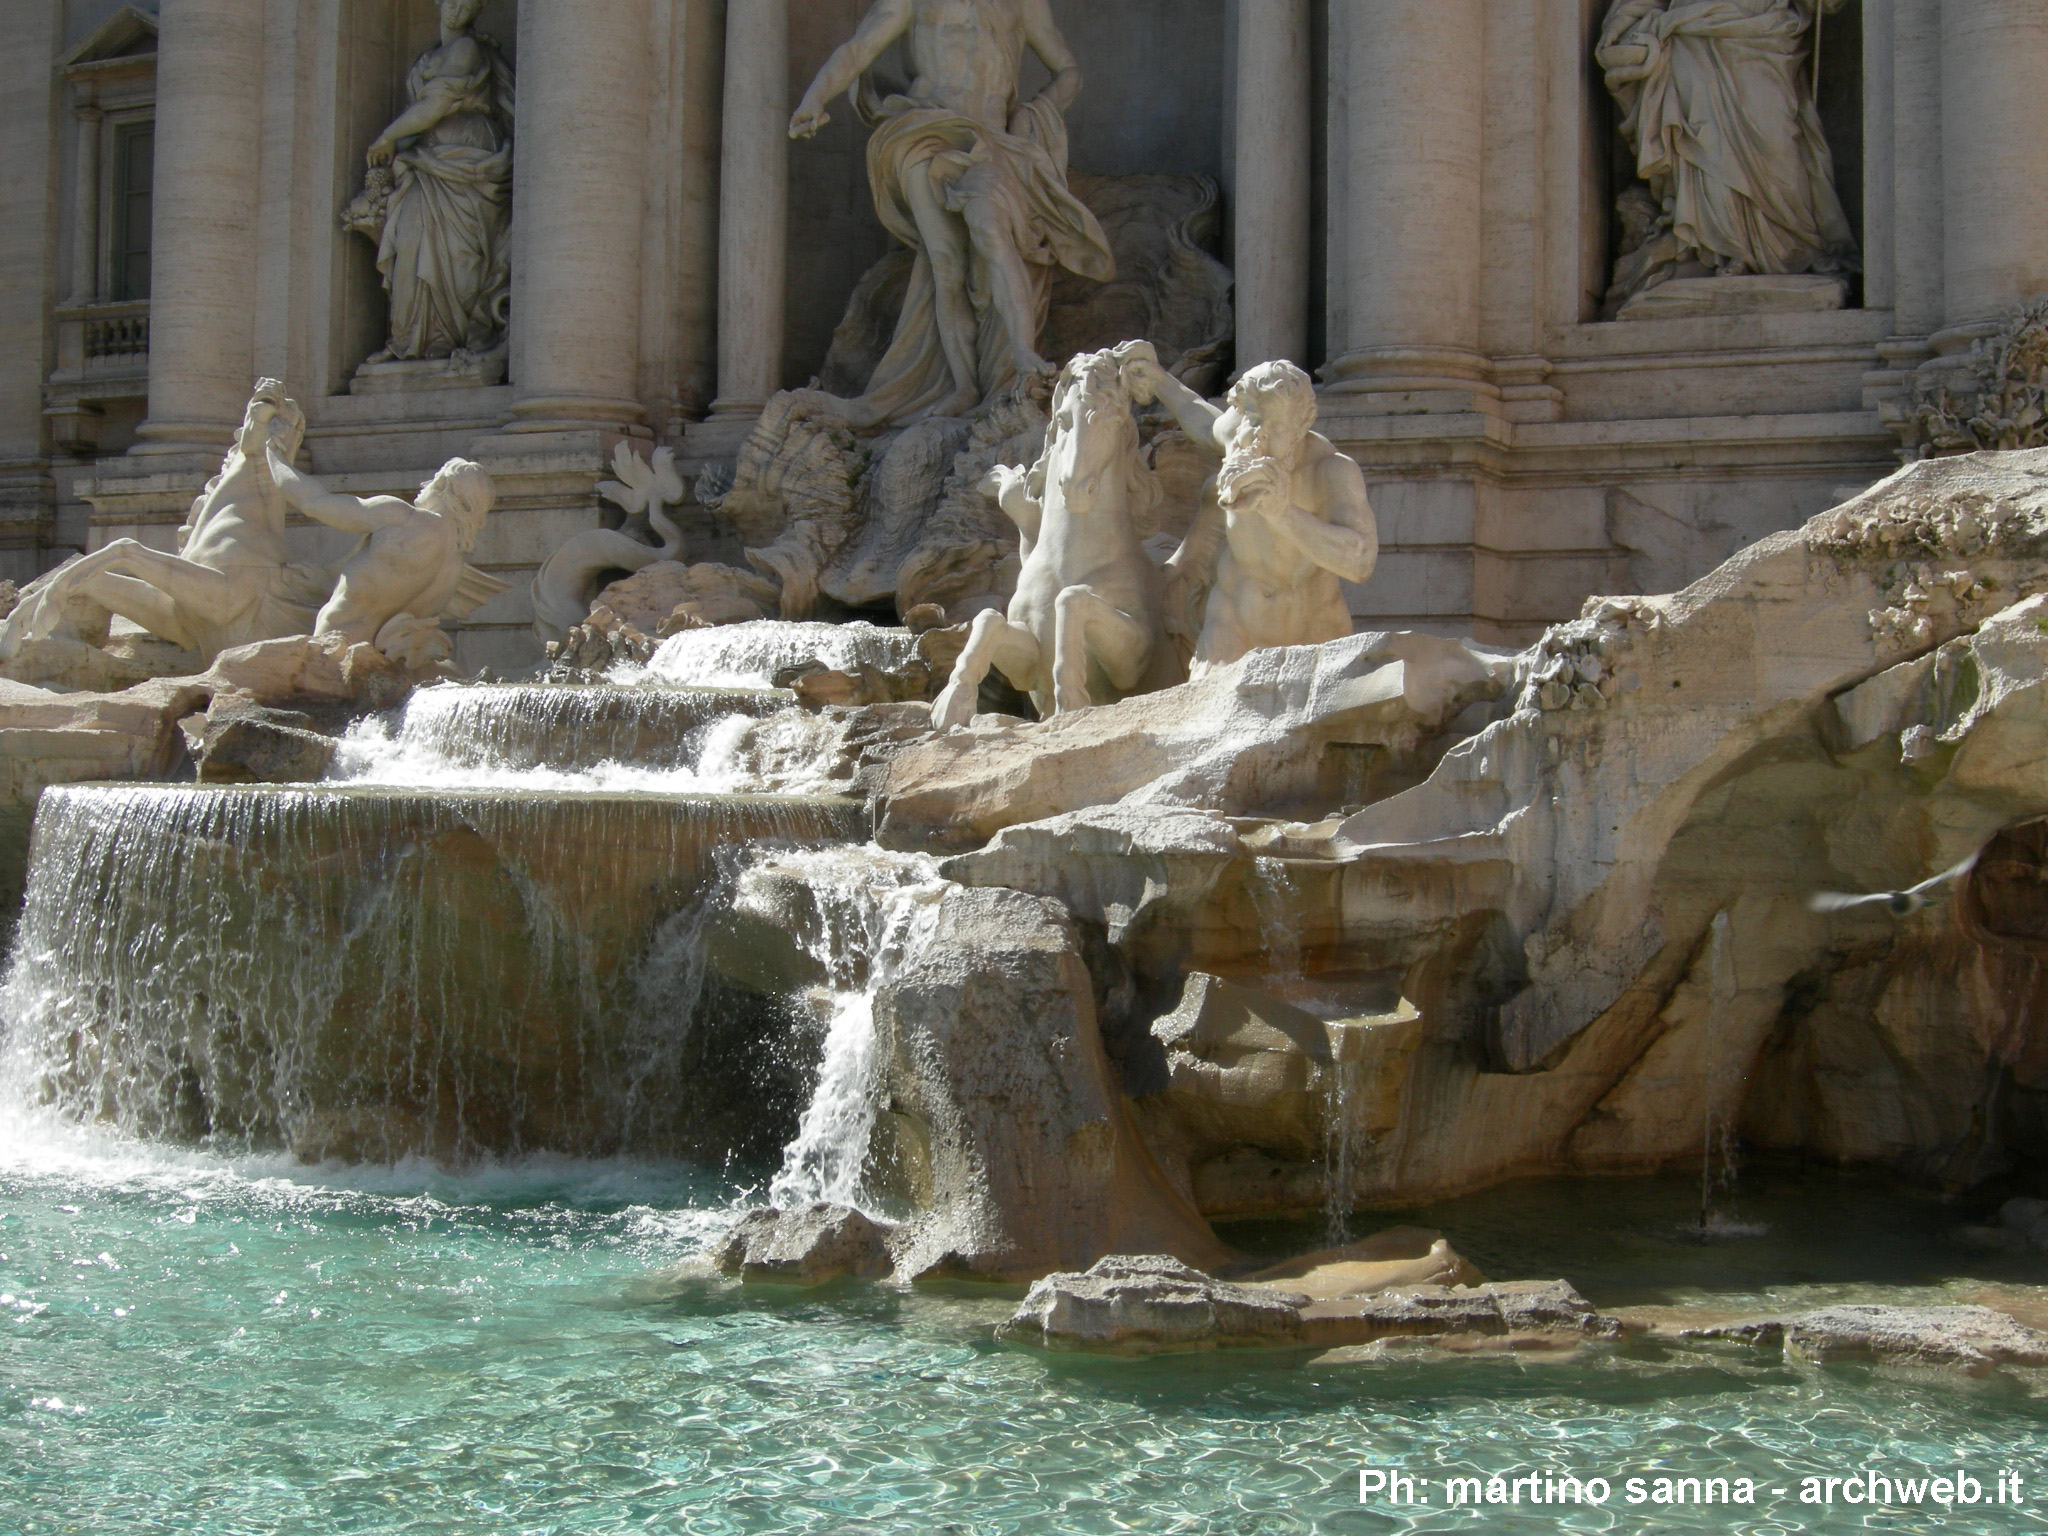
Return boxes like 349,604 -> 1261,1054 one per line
4,1121 -> 2047,1535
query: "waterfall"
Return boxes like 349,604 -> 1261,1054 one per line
1321,1025 -> 1362,1247
741,846 -> 943,1215
1249,857 -> 1305,984
333,683 -> 790,791
0,783 -> 864,1165
641,621 -> 920,689
1698,911 -> 1742,1232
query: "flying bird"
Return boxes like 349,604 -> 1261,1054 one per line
1807,855 -> 1980,917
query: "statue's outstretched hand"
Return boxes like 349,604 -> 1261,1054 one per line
789,104 -> 831,140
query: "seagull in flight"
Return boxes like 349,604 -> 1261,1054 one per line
1807,855 -> 1980,917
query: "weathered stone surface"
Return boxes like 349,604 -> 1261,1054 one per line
997,1256 -> 1307,1355
199,634 -> 413,710
197,712 -> 338,785
1306,1281 -> 1626,1348
713,1204 -> 896,1285
881,630 -> 1511,852
1681,1305 -> 2048,1373
867,886 -> 1232,1282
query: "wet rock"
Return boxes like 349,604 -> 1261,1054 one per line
196,710 -> 338,784
1957,1197 -> 2048,1252
1681,1305 -> 2048,1373
713,1204 -> 896,1285
1305,1281 -> 1627,1349
868,885 -> 1232,1283
997,1256 -> 1309,1355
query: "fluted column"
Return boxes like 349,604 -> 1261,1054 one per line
131,0 -> 264,457
1233,0 -> 1312,371
1939,0 -> 2048,339
710,0 -> 789,418
1323,0 -> 1490,412
504,0 -> 653,434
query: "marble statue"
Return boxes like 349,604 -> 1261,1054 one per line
263,435 -> 506,666
531,445 -> 689,644
344,0 -> 515,377
1597,0 -> 1857,312
1127,348 -> 1379,673
931,346 -> 1164,729
791,0 -> 1115,428
0,381 -> 330,668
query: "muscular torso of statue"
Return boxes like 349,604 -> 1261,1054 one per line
906,0 -> 1025,129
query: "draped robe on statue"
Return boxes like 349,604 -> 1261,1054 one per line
379,45 -> 514,360
850,90 -> 1114,425
1601,0 -> 1857,283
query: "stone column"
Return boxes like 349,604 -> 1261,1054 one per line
1233,0 -> 1312,371
69,106 -> 102,305
131,0 -> 265,457
504,0 -> 653,435
1940,0 -> 2048,338
710,0 -> 789,418
1322,0 -> 1490,413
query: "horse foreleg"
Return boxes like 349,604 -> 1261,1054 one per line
931,610 -> 1040,731
63,542 -> 242,654
1051,585 -> 1153,715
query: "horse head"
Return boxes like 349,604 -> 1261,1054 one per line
1041,350 -> 1161,521
232,379 -> 307,466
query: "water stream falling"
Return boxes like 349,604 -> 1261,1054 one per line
1698,910 -> 1743,1233
741,847 -> 944,1216
638,621 -> 920,689
336,683 -> 791,783
0,783 -> 864,1165
1249,856 -> 1305,984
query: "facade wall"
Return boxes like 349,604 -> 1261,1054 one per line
0,0 -> 2040,665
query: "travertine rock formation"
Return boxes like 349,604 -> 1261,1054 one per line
876,448 -> 2048,1221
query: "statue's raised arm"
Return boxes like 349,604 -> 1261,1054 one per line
790,0 -> 915,139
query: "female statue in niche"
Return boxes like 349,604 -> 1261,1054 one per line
1597,0 -> 1858,311
345,0 -> 515,372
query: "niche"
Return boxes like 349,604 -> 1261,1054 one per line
331,0 -> 519,394
781,0 -> 1231,392
1595,0 -> 1865,321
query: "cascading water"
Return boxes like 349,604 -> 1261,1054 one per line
639,621 -> 920,689
0,782 -> 864,1165
737,846 -> 944,1217
1696,910 -> 1752,1235
337,683 -> 791,781
1249,856 -> 1306,984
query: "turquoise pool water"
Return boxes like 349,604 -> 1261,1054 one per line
4,1118 -> 2047,1536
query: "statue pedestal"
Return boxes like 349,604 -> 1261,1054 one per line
350,353 -> 508,396
1618,274 -> 1849,322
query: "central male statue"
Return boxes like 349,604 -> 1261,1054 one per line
791,0 -> 1115,428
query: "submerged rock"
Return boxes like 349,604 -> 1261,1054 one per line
998,1256 -> 1309,1355
714,1204 -> 896,1285
1681,1305 -> 2048,1373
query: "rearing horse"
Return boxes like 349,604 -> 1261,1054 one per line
931,346 -> 1167,729
1,380 -> 323,667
